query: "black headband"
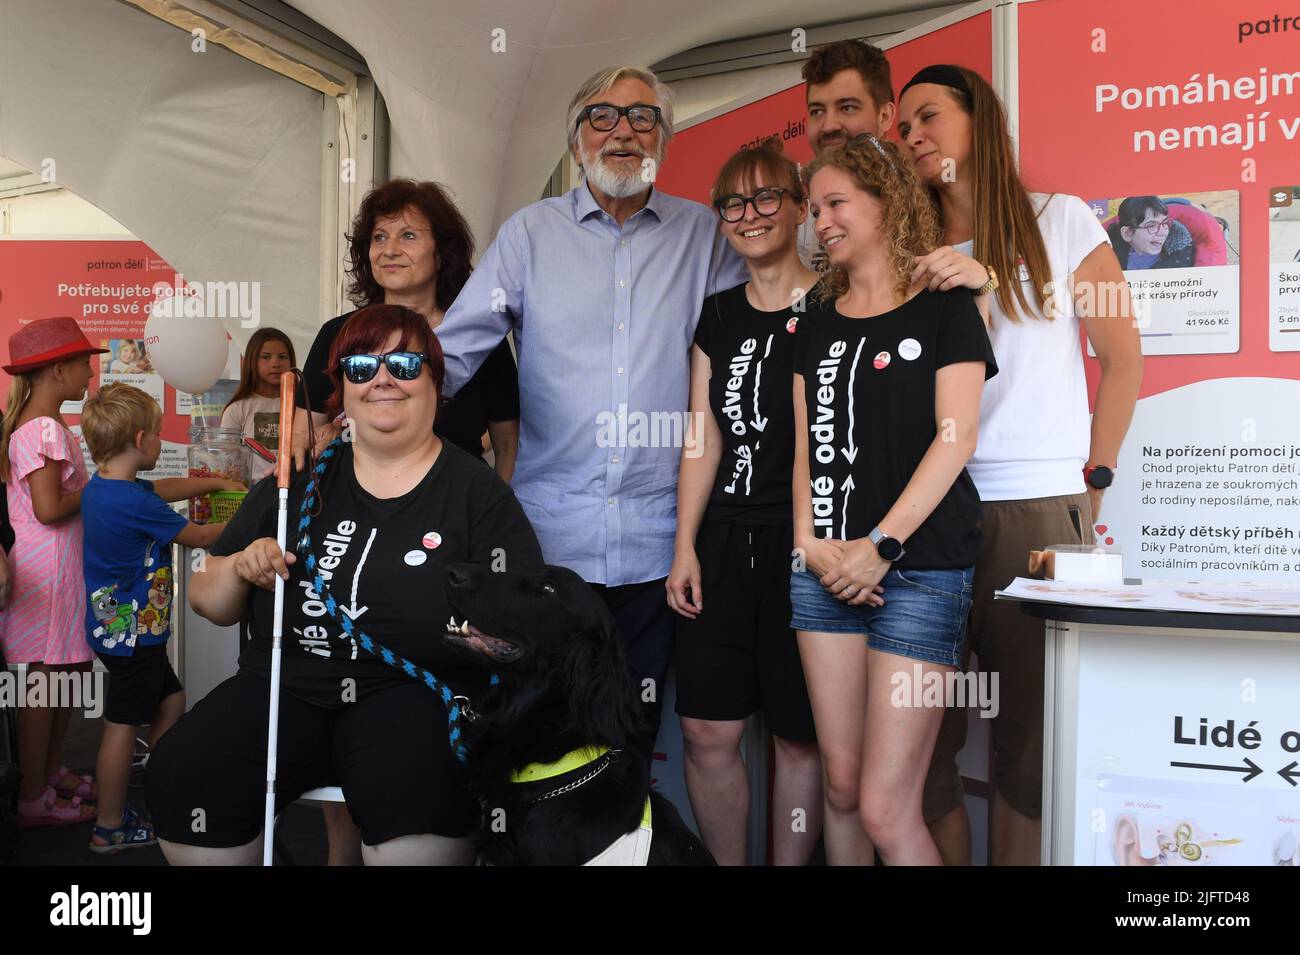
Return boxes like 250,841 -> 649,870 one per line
899,65 -> 971,100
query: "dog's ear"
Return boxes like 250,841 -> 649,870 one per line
563,608 -> 645,748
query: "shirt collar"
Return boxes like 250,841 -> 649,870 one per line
572,181 -> 664,224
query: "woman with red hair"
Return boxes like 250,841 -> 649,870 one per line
148,304 -> 542,866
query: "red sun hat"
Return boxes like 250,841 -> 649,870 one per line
4,317 -> 110,375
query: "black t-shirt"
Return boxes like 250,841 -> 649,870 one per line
693,283 -> 807,525
211,441 -> 544,707
792,288 -> 998,569
300,310 -> 520,459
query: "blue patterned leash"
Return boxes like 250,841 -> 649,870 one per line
293,438 -> 493,763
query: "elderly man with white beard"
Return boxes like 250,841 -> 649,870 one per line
437,66 -> 745,756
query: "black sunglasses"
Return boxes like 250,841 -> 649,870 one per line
341,351 -> 428,383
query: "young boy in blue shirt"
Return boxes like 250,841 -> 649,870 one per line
80,383 -> 243,853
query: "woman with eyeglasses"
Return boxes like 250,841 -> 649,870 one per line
896,65 -> 1142,866
291,179 -> 520,481
665,137 -> 823,866
147,305 -> 543,866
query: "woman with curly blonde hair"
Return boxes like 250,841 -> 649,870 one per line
789,134 -> 997,865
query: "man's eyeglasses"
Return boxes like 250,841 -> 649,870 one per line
341,351 -> 428,383
714,188 -> 797,223
1133,217 -> 1173,236
578,103 -> 662,133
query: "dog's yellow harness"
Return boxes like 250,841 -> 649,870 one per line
511,746 -> 653,866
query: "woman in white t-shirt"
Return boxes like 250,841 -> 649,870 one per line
221,329 -> 296,482
896,65 -> 1143,867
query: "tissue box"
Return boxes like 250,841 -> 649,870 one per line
1028,544 -> 1124,584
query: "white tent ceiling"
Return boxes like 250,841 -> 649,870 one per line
286,0 -> 940,243
0,0 -> 324,352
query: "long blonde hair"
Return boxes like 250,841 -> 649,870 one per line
805,136 -> 941,305
0,374 -> 34,483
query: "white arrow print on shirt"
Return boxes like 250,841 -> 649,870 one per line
840,474 -> 855,541
842,339 -> 864,466
750,333 -> 773,432
341,528 -> 375,623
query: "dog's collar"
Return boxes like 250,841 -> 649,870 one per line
510,746 -> 611,783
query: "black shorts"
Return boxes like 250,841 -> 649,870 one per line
674,521 -> 816,742
146,669 -> 476,848
96,643 -> 183,726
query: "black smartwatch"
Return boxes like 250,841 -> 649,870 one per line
1084,465 -> 1114,490
869,526 -> 905,562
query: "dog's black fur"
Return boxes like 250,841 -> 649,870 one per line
443,563 -> 714,866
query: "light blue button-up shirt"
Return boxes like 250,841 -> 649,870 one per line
439,184 -> 746,585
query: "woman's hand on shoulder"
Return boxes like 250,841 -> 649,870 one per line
311,420 -> 343,458
233,538 -> 296,591
912,247 -> 991,293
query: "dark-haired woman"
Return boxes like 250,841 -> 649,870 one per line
292,179 -> 519,479
897,65 -> 1142,866
666,137 -> 822,866
148,305 -> 543,865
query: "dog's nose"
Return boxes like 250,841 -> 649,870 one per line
446,567 -> 470,589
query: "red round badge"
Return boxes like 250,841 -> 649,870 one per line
422,531 -> 442,549
873,351 -> 891,370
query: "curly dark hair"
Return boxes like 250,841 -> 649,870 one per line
345,179 -> 475,313
802,39 -> 894,110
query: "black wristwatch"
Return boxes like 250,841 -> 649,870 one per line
1084,465 -> 1114,490
869,526 -> 905,562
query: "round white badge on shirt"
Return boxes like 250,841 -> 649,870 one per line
422,531 -> 442,550
404,550 -> 427,567
873,350 -> 891,370
898,338 -> 922,361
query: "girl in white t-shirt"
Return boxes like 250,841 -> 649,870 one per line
221,329 -> 296,482
896,64 -> 1143,866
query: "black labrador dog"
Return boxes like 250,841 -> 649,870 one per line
443,563 -> 714,866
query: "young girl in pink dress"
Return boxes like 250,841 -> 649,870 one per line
0,318 -> 109,826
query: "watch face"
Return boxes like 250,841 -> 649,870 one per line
877,536 -> 904,561
1088,466 -> 1114,489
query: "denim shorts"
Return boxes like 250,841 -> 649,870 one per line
789,566 -> 974,666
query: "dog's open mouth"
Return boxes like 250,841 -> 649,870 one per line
444,615 -> 523,662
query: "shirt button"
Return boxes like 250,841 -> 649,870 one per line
608,497 -> 615,505
617,323 -> 625,331
617,367 -> 624,375
612,455 -> 620,464
620,240 -> 627,247
619,279 -> 626,288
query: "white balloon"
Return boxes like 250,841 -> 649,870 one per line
144,296 -> 230,395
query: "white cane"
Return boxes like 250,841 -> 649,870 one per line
263,371 -> 297,865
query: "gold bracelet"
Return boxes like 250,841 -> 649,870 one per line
975,266 -> 999,296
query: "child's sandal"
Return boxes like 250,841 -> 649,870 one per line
49,765 -> 98,803
89,808 -> 157,854
17,787 -> 97,827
